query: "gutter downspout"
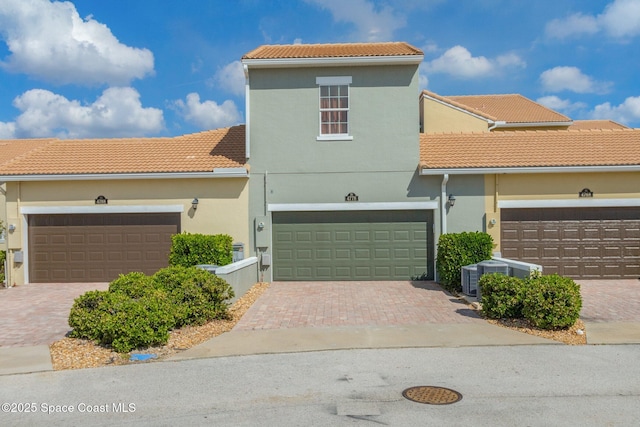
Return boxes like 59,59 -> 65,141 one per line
441,174 -> 449,235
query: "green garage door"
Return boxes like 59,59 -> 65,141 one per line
273,210 -> 433,281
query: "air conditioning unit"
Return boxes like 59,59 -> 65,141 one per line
476,260 -> 509,302
461,264 -> 478,296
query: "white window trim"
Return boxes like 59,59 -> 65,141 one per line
317,76 -> 352,140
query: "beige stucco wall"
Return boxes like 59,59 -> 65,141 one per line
484,172 -> 640,252
420,96 -> 488,133
4,177 -> 249,286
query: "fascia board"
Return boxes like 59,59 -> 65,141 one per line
492,121 -> 574,129
498,198 -> 640,209
268,201 -> 438,212
0,170 -> 249,181
420,165 -> 640,175
242,55 -> 424,68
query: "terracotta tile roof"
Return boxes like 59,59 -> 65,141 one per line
568,120 -> 628,130
0,126 -> 246,176
0,139 -> 56,167
243,42 -> 423,60
422,90 -> 571,124
420,129 -> 640,170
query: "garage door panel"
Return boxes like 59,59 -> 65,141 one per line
29,213 -> 179,283
501,207 -> 640,279
272,210 -> 433,281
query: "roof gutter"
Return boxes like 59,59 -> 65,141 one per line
0,168 -> 249,182
420,165 -> 640,176
242,55 -> 424,68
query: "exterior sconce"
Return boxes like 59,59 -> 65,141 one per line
447,194 -> 456,207
8,224 -> 16,232
191,198 -> 199,211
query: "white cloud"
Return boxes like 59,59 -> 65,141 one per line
424,45 -> 525,79
0,121 -> 16,139
211,61 -> 245,97
590,96 -> 640,125
10,87 -> 163,138
305,0 -> 405,41
173,93 -> 242,130
540,66 -> 612,94
536,95 -> 586,114
0,0 -> 154,85
546,0 -> 640,39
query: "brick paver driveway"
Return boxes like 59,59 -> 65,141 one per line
576,279 -> 640,322
0,283 -> 108,348
1,279 -> 638,347
233,281 -> 483,331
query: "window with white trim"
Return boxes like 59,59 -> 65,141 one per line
316,76 -> 352,140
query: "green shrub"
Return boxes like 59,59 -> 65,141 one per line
436,232 -> 493,293
108,272 -> 156,298
152,266 -> 235,327
0,249 -> 6,283
479,273 -> 526,319
522,274 -> 582,330
69,265 -> 235,352
69,289 -> 176,352
169,233 -> 233,267
99,291 -> 176,352
68,290 -> 114,341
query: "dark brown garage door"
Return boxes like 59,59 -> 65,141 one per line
29,213 -> 180,283
501,207 -> 640,278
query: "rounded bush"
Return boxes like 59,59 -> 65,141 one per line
479,273 -> 526,319
522,274 -> 582,330
108,272 -> 156,298
68,290 -> 114,341
152,266 -> 235,327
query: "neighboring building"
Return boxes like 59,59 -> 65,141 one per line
242,42 -> 438,281
0,127 -> 249,286
419,92 -> 640,279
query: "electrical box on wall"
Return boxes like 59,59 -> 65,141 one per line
255,216 -> 270,247
13,251 -> 24,263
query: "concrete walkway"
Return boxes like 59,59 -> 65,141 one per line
1,279 -> 639,375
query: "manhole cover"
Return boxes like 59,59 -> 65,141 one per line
402,386 -> 462,405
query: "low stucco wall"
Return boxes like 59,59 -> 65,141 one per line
201,257 -> 259,304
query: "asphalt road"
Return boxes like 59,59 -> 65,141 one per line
1,345 -> 638,426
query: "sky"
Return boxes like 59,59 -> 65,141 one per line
0,0 -> 639,140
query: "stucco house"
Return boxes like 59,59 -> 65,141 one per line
419,91 -> 640,279
241,42 -> 444,282
0,126 -> 249,286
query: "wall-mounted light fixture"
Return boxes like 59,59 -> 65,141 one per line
447,194 -> 456,207
8,224 -> 16,232
191,198 -> 199,211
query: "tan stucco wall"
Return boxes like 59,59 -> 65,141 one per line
420,96 -> 488,133
4,177 -> 249,286
484,172 -> 640,253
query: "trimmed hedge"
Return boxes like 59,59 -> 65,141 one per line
69,266 -> 235,352
169,233 -> 233,267
436,232 -> 493,293
479,272 -> 582,330
522,274 -> 582,330
479,273 -> 526,319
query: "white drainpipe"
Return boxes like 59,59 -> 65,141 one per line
441,174 -> 449,235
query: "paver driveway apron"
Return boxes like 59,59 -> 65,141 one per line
232,281 -> 483,331
0,282 -> 109,348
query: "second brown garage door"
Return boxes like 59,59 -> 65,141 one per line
29,213 -> 180,283
501,207 -> 640,278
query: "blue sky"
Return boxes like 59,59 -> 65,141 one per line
1,0 -> 639,139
